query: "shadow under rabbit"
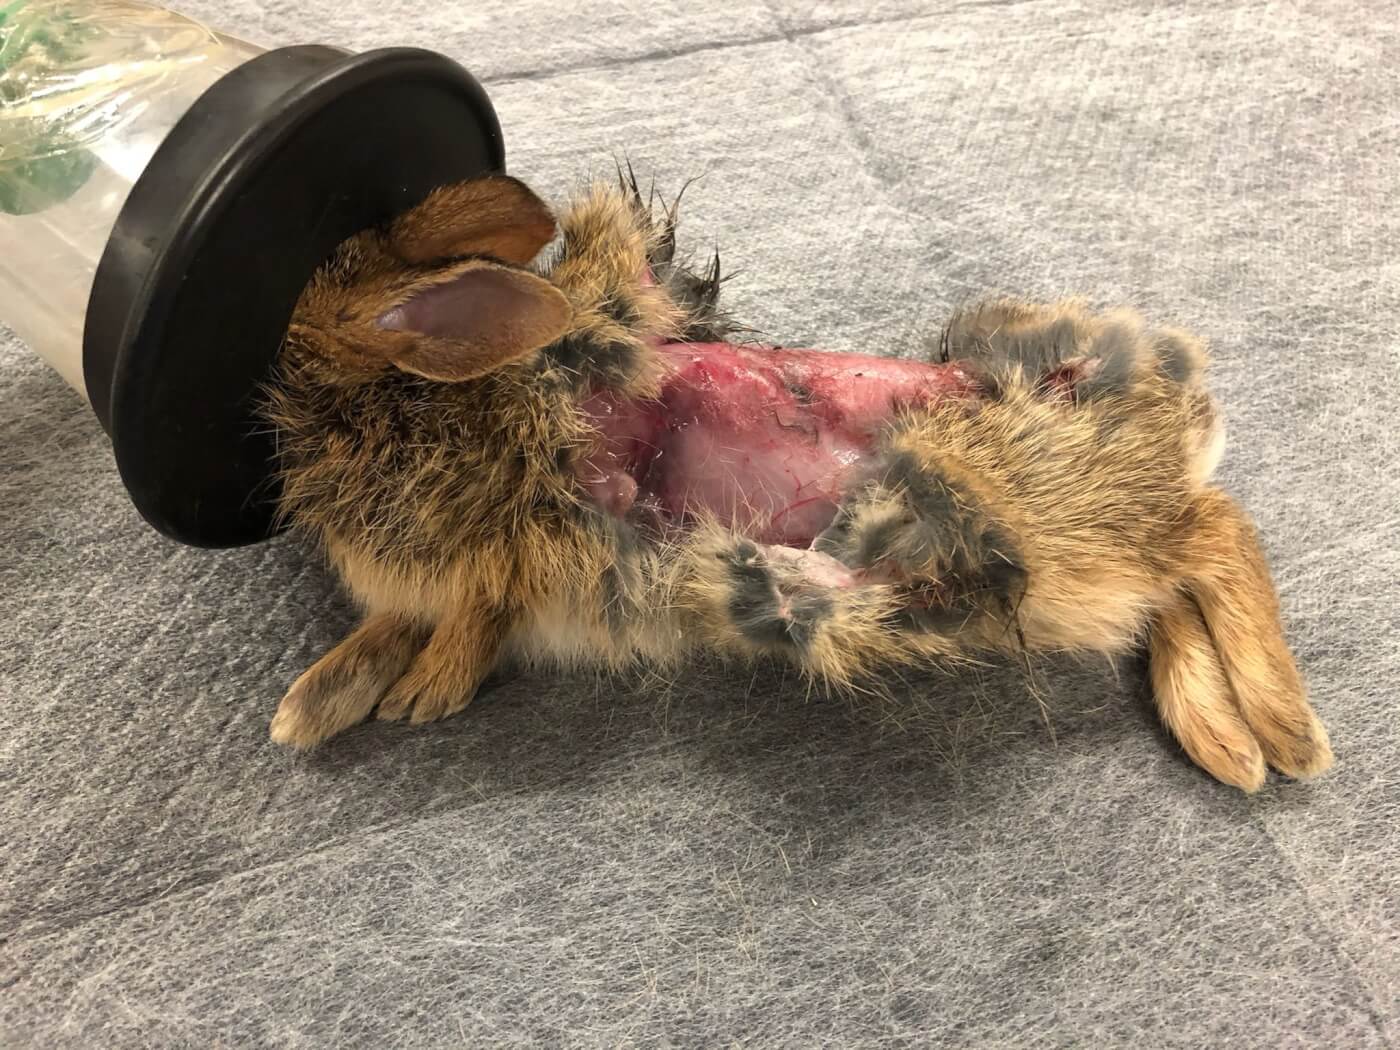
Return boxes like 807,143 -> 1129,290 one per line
282,640 -> 1226,839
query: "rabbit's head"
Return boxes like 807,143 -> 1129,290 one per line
286,176 -> 573,384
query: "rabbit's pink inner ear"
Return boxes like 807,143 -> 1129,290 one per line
389,176 -> 558,265
376,264 -> 572,382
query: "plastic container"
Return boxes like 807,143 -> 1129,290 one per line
0,0 -> 504,546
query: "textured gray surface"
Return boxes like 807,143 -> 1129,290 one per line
3,1 -> 1399,1045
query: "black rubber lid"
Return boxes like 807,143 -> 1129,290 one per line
83,45 -> 504,548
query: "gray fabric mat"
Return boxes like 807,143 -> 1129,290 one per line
3,1 -> 1397,1045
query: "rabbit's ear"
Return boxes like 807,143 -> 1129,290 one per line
376,261 -> 571,382
388,176 -> 558,266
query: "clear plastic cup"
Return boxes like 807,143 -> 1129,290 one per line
0,0 -> 503,546
0,0 -> 264,398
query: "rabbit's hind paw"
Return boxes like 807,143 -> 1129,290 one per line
940,298 -> 1206,402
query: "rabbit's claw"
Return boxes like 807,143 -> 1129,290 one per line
815,451 -> 1027,631
269,615 -> 425,748
374,611 -> 505,725
375,672 -> 469,725
622,172 -> 735,342
716,539 -> 839,651
940,298 -> 1206,402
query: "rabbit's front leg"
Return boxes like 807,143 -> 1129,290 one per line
270,613 -> 427,748
814,447 -> 1027,637
674,524 -> 963,686
375,605 -> 510,725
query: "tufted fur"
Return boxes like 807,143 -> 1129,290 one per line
262,175 -> 1330,791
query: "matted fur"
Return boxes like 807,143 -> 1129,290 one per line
262,176 -> 1331,791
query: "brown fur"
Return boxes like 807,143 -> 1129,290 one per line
262,175 -> 1331,792
1149,592 -> 1267,792
388,177 -> 558,265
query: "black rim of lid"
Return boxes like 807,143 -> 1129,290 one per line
83,45 -> 504,549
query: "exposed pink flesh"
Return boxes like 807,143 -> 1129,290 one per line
763,543 -> 859,588
577,343 -> 980,546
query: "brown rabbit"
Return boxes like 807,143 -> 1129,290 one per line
262,171 -> 1332,793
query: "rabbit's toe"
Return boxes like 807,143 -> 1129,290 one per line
269,615 -> 424,748
269,689 -> 332,750
1195,728 -> 1269,794
815,451 -> 1026,626
375,671 -> 474,724
940,298 -> 1205,402
1149,595 -> 1269,792
374,613 -> 504,726
719,539 -> 840,651
1250,705 -> 1334,781
270,668 -> 384,748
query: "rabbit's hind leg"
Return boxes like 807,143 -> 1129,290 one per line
940,298 -> 1206,402
270,613 -> 428,748
1149,591 -> 1268,791
1177,489 -> 1332,781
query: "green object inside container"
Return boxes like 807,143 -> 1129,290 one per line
0,0 -> 99,214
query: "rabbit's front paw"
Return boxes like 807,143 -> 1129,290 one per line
375,668 -> 472,725
375,611 -> 506,726
270,615 -> 425,748
715,539 -> 846,651
815,450 -> 1026,630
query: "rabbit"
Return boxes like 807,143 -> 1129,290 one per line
262,170 -> 1332,793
